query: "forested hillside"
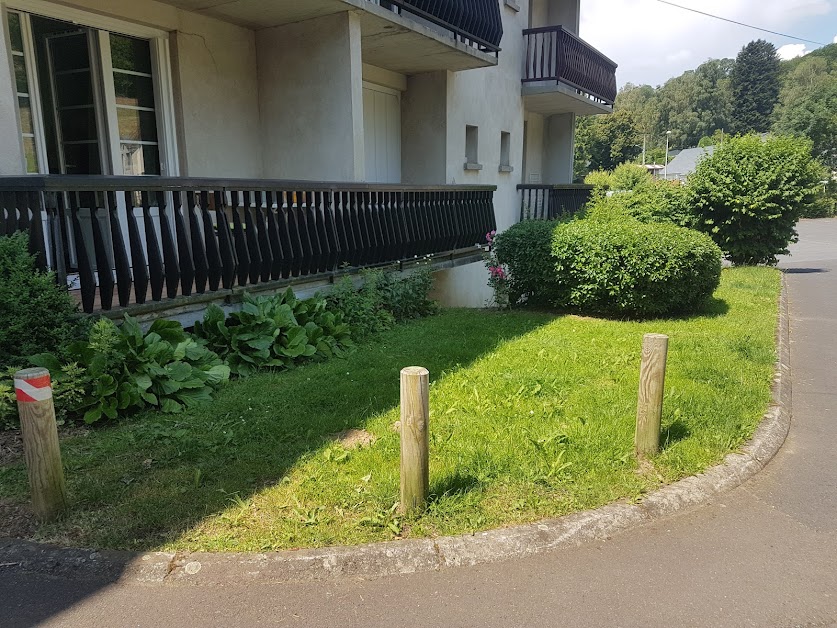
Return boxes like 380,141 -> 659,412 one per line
575,41 -> 837,181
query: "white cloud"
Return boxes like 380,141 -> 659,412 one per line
777,43 -> 809,59
833,33 -> 837,42
580,0 -> 834,86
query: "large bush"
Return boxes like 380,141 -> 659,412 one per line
492,219 -> 563,306
584,166 -> 694,227
0,233 -> 88,368
551,219 -> 723,317
689,134 -> 823,264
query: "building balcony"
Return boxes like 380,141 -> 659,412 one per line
522,26 -> 617,116
518,184 -> 593,220
1,176 -> 496,316
157,0 -> 501,73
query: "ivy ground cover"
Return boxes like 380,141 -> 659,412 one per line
0,268 -> 780,552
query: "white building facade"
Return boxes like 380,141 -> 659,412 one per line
0,0 -> 615,312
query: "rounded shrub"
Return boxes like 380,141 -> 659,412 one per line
492,219 -> 563,306
550,219 -> 723,317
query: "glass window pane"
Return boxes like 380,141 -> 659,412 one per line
8,13 -> 23,53
120,143 -> 159,175
50,34 -> 90,73
23,136 -> 38,173
117,108 -> 158,142
55,72 -> 93,107
63,143 -> 102,175
110,34 -> 152,74
13,55 -> 29,93
113,72 -> 155,108
59,107 -> 98,142
18,96 -> 33,134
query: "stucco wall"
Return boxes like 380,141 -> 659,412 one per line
257,12 -> 364,182
401,71 -> 449,184
170,13 -> 262,178
544,113 -> 576,184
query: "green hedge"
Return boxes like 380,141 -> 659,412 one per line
551,219 -> 723,317
492,219 -> 564,306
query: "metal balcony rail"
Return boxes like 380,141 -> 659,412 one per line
372,0 -> 503,54
0,176 -> 497,314
522,26 -> 617,105
518,184 -> 593,221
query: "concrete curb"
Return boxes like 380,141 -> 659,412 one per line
0,278 -> 792,586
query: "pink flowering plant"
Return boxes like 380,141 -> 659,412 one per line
483,230 -> 510,308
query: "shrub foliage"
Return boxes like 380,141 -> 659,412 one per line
0,233 -> 87,368
551,219 -> 723,317
492,220 -> 563,306
689,134 -> 823,264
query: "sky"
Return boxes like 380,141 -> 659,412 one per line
579,0 -> 837,87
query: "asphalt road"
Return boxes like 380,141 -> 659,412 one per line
3,219 -> 836,628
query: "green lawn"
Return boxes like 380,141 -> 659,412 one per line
0,267 -> 780,552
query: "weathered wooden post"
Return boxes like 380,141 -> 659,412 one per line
400,366 -> 429,514
14,368 -> 67,522
635,334 -> 669,457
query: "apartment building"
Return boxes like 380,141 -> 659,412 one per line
0,0 -> 615,316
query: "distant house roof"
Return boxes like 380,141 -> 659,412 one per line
665,146 -> 714,180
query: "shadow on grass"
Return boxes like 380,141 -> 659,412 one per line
0,310 -> 553,552
517,297 -> 730,323
430,472 -> 484,501
661,419 -> 691,451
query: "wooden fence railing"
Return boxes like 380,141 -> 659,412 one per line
522,26 -> 617,105
0,176 -> 496,314
518,184 -> 593,221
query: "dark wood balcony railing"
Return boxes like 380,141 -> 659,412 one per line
522,26 -> 617,105
373,0 -> 502,53
518,184 -> 593,221
0,176 -> 496,314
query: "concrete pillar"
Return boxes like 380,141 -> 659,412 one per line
548,0 -> 580,34
544,113 -> 575,184
0,26 -> 26,175
257,12 -> 365,182
401,71 -> 449,184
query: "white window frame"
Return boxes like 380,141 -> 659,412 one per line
3,0 -> 179,176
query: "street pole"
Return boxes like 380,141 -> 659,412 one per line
664,131 -> 672,179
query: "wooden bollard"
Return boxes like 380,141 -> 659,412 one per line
635,334 -> 669,457
14,368 -> 67,522
400,366 -> 430,514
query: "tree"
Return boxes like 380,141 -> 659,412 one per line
573,110 -> 641,179
773,55 -> 837,172
730,40 -> 781,134
689,134 -> 823,265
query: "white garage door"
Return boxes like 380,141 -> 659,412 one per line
363,83 -> 401,184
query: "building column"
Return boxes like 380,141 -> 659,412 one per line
257,11 -> 365,181
544,112 -> 575,184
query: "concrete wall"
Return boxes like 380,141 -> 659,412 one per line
544,113 -> 575,184
401,71 -> 449,184
257,12 -> 364,182
530,0 -> 580,32
170,14 -> 262,178
523,112 -> 545,184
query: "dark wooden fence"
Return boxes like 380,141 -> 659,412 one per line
518,184 -> 593,221
0,176 -> 496,314
376,0 -> 503,52
522,26 -> 617,105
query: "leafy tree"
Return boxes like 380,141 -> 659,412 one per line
689,134 -> 823,264
773,55 -> 837,172
730,40 -> 781,134
573,110 -> 641,180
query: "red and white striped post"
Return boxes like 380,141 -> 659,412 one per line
14,368 -> 67,522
